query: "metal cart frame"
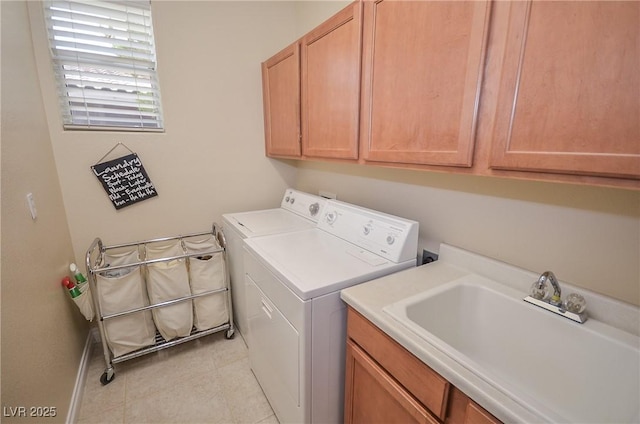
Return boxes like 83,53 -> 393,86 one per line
85,223 -> 235,385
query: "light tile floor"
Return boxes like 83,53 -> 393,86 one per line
77,332 -> 278,424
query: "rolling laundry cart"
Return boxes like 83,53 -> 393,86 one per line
86,223 -> 234,385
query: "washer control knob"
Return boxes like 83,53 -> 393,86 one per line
363,223 -> 373,235
386,234 -> 396,245
285,196 -> 290,203
309,202 -> 320,216
290,197 -> 295,204
326,211 -> 337,224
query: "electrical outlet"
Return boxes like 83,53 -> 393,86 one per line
421,249 -> 438,265
319,190 -> 337,199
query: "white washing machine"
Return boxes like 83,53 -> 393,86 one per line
222,189 -> 327,346
244,200 -> 419,423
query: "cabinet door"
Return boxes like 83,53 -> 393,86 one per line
446,386 -> 501,424
347,307 -> 450,419
301,1 -> 362,159
360,0 -> 492,167
344,340 -> 439,424
489,1 -> 640,179
262,42 -> 301,158
465,402 -> 501,424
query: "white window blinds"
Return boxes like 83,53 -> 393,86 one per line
43,0 -> 164,131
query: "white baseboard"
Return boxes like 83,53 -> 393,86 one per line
66,327 -> 99,424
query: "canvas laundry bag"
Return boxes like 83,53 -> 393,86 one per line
145,241 -> 193,341
73,279 -> 95,321
97,249 -> 156,357
184,236 -> 228,331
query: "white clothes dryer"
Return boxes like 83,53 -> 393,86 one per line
244,200 -> 419,423
222,189 -> 326,346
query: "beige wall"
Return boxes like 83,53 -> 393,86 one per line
28,1 -> 300,267
1,1 -> 88,421
294,1 -> 351,38
3,0 -> 301,419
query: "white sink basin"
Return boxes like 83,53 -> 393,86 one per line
383,274 -> 640,423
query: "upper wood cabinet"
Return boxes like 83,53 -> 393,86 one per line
360,0 -> 492,167
261,0 -> 639,188
262,42 -> 301,158
301,2 -> 362,159
489,1 -> 640,179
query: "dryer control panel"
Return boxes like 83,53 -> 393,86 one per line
280,189 -> 327,222
319,200 -> 419,264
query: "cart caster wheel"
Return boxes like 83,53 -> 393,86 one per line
100,371 -> 115,386
225,329 -> 235,339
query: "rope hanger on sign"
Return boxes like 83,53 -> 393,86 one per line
94,142 -> 136,165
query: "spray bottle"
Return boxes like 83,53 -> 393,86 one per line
70,263 -> 87,284
62,276 -> 81,298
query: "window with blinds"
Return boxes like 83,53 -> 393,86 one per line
43,0 -> 164,131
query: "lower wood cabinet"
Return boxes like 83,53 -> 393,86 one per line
346,340 -> 439,424
345,307 -> 500,424
446,386 -> 501,424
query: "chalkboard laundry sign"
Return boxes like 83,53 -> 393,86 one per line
91,144 -> 158,210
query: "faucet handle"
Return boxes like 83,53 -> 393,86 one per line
562,293 -> 587,314
529,281 -> 551,301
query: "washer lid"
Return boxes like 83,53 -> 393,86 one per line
223,208 -> 316,238
244,229 -> 415,300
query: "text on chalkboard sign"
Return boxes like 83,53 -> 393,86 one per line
91,153 -> 158,210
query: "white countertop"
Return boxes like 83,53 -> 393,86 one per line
340,244 -> 640,423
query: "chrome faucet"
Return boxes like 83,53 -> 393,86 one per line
524,271 -> 588,323
534,271 -> 562,306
